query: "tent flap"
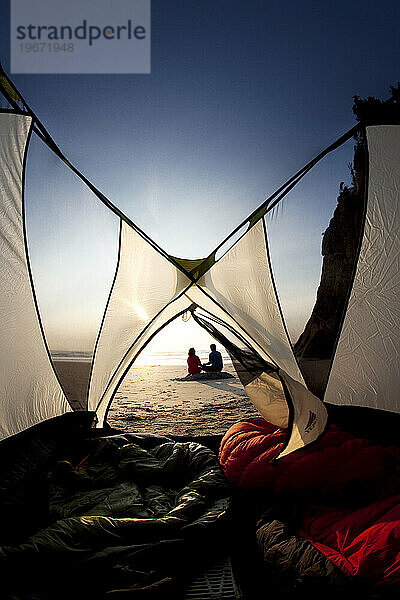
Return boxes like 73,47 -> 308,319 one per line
88,220 -> 192,423
0,112 -> 70,440
197,219 -> 304,383
325,125 -> 400,412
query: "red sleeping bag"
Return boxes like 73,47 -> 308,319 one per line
219,418 -> 400,584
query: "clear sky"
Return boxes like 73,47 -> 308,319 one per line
1,0 -> 399,357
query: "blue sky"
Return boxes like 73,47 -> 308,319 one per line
1,0 -> 399,354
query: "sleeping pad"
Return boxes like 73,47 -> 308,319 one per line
219,418 -> 400,590
0,436 -> 232,599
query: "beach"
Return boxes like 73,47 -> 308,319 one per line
53,359 -> 91,411
107,363 -> 260,436
52,359 -> 260,436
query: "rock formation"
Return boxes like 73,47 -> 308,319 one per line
294,86 -> 400,396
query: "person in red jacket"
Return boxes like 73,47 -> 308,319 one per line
187,347 -> 202,375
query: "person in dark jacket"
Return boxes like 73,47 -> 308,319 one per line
202,344 -> 223,372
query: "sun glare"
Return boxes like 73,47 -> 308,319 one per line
132,304 -> 149,321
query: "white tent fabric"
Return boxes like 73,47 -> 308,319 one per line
243,371 -> 289,428
0,113 -> 69,440
90,217 -> 317,432
241,367 -> 328,456
1,102 -> 398,457
94,293 -> 191,426
277,370 -> 328,458
191,220 -> 327,449
325,125 -> 400,411
88,220 -> 192,419
90,215 -> 326,441
197,220 -> 303,382
178,220 -> 328,448
186,284 -> 280,365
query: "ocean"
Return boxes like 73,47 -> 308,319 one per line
51,349 -> 232,367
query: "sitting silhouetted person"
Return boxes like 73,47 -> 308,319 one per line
202,344 -> 223,372
187,347 -> 202,375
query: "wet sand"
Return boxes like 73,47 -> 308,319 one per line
53,359 -> 91,411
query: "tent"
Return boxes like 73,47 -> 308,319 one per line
1,68 -> 400,599
0,66 -> 399,458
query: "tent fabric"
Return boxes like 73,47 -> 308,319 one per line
88,220 -> 192,421
325,125 -> 400,411
191,308 -> 291,429
86,212 -> 324,444
95,293 -> 192,426
192,220 -> 328,454
277,370 -> 328,458
198,220 -> 303,382
0,90 -> 399,461
191,283 -> 327,449
191,308 -> 327,452
241,372 -> 289,429
0,112 -> 69,440
187,284 -> 277,365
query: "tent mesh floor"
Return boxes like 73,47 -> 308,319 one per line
184,556 -> 241,600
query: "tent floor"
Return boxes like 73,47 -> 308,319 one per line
183,555 -> 240,600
